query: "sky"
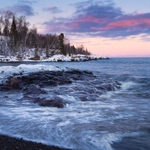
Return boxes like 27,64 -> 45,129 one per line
0,0 -> 150,57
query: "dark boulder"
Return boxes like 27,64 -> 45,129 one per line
65,69 -> 83,75
7,77 -> 21,89
23,84 -> 47,94
0,86 -> 12,91
34,97 -> 67,108
79,96 -> 96,102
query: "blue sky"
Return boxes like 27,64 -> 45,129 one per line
0,0 -> 150,57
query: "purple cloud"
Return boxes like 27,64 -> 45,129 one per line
3,0 -> 36,16
43,6 -> 62,14
42,0 -> 150,38
7,5 -> 34,16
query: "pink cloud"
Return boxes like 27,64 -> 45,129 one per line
107,18 -> 150,28
91,18 -> 150,31
66,15 -> 107,30
67,23 -> 79,29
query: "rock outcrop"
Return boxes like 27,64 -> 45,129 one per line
0,69 -> 121,108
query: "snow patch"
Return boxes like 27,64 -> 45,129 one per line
0,64 -> 62,84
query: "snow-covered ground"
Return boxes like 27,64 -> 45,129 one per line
42,54 -> 108,62
0,54 -> 108,62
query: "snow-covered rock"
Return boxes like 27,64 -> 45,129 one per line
0,64 -> 62,85
41,54 -> 108,62
0,53 -> 108,62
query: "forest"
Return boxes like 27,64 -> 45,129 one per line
0,11 -> 90,60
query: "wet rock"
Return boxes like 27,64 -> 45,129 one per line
13,73 -> 20,76
68,74 -> 81,80
3,95 -> 9,98
46,80 -> 57,86
105,84 -> 115,91
83,70 -> 93,75
79,96 -> 96,102
58,78 -> 72,85
40,75 -> 49,81
96,86 -> 106,91
1,68 -> 122,106
7,77 -> 21,89
0,134 -> 69,150
23,84 -> 47,94
65,69 -> 83,75
113,84 -> 121,90
34,97 -> 67,108
0,86 -> 12,91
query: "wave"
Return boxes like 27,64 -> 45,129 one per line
0,64 -> 150,150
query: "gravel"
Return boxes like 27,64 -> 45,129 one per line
0,134 -> 70,150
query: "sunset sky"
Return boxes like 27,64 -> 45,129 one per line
0,0 -> 150,57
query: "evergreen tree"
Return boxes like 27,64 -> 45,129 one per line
72,45 -> 76,54
10,15 -> 18,53
46,45 -> 49,57
0,16 -> 3,36
59,33 -> 66,55
34,42 -> 40,60
3,24 -> 9,36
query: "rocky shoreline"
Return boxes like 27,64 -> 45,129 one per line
0,134 -> 70,150
0,69 -> 121,108
0,68 -> 121,150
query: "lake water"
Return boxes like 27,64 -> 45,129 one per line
0,58 -> 150,150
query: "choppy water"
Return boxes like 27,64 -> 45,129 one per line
0,58 -> 150,150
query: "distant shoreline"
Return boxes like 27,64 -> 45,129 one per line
0,59 -> 108,63
0,54 -> 109,63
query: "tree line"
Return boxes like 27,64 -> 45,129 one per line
0,11 -> 90,59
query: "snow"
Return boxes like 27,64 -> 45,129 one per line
0,64 -> 62,84
42,54 -> 108,62
0,54 -> 108,62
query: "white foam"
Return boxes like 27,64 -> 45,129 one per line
100,133 -> 122,150
0,99 -> 147,150
120,81 -> 137,91
59,95 -> 78,104
57,120 -> 72,127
